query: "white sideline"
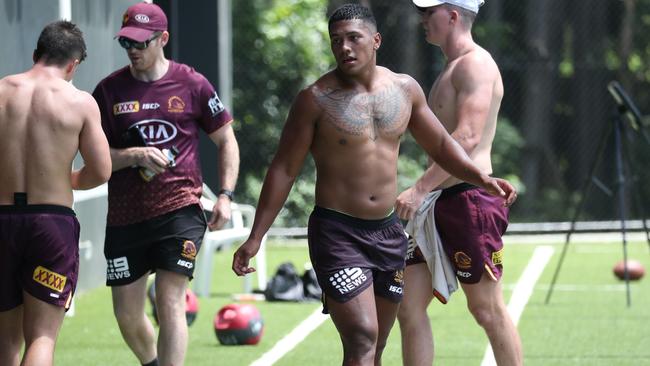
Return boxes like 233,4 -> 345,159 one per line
480,246 -> 555,366
250,307 -> 329,366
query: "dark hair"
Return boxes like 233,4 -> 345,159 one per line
328,3 -> 377,31
34,20 -> 87,66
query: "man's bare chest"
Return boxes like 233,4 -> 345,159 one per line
315,84 -> 410,141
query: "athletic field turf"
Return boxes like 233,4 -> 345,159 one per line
56,236 -> 650,365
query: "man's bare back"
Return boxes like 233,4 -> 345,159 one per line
0,66 -> 110,207
308,67 -> 413,219
429,46 -> 503,188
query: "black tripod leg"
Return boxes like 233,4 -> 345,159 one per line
614,118 -> 632,307
624,137 -> 650,252
633,178 -> 650,251
545,124 -> 613,304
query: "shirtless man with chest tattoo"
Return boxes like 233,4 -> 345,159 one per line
233,4 -> 516,366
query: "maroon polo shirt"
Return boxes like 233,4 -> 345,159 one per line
93,61 -> 232,226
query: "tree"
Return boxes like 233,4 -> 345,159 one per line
233,0 -> 332,226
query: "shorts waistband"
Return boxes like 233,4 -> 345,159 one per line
312,206 -> 397,230
439,182 -> 478,200
0,204 -> 76,216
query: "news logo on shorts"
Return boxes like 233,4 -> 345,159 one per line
107,256 -> 131,280
329,267 -> 368,295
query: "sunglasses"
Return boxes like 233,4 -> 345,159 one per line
118,32 -> 162,50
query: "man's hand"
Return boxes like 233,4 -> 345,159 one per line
208,197 -> 232,231
136,147 -> 169,174
396,186 -> 427,220
232,239 -> 260,276
483,177 -> 517,207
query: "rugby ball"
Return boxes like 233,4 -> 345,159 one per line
148,284 -> 199,326
214,303 -> 264,345
613,259 -> 645,281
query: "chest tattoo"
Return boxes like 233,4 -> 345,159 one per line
315,84 -> 409,141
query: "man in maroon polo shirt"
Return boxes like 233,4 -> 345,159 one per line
92,3 -> 239,365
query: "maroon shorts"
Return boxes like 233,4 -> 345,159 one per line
0,205 -> 80,311
407,183 -> 508,284
104,204 -> 207,286
307,206 -> 407,312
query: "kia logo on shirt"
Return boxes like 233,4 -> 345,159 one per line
132,119 -> 178,145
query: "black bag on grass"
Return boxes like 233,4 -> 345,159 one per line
302,267 -> 322,300
264,262 -> 305,302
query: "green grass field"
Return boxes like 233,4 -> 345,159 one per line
56,237 -> 650,365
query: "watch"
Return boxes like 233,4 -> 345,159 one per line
218,189 -> 235,201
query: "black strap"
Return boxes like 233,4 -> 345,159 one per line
218,189 -> 235,201
14,192 -> 27,206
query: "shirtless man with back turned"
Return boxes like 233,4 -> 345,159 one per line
0,20 -> 111,366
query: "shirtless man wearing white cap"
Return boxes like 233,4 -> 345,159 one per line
396,1 -> 523,365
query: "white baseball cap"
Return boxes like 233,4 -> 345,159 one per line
412,0 -> 485,14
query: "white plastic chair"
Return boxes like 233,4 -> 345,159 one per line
193,184 -> 267,297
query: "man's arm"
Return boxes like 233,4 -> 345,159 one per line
206,123 -> 240,230
71,94 -> 112,190
395,159 -> 448,219
232,88 -> 317,275
405,77 -> 515,204
90,83 -> 168,174
396,56 -> 496,219
108,146 -> 169,173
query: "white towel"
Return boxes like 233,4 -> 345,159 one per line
405,190 -> 458,304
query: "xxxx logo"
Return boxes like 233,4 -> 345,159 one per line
113,101 -> 140,115
33,266 -> 67,293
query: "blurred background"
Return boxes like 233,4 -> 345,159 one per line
4,3 -> 650,363
2,0 -> 650,226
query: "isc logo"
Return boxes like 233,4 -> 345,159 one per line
142,103 -> 160,110
177,259 -> 193,269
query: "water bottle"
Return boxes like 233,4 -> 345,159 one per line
140,145 -> 179,182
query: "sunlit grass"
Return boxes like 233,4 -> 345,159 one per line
56,238 -> 650,365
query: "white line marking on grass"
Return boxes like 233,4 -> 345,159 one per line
532,284 -> 626,292
250,307 -> 329,366
480,245 -> 555,366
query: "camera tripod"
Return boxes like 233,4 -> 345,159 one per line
544,81 -> 650,307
